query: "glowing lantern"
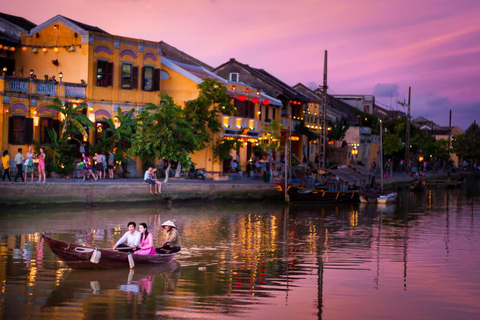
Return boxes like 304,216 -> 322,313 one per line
251,98 -> 260,104
262,100 -> 270,106
238,95 -> 247,101
22,46 -> 27,51
54,47 -> 59,53
10,47 -> 15,52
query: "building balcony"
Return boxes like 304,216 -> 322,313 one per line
2,77 -> 87,99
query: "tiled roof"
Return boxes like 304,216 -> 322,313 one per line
0,12 -> 36,31
214,59 -> 307,101
61,15 -> 109,34
159,41 -> 213,70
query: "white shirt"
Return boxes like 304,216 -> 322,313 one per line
115,230 -> 141,247
144,170 -> 151,180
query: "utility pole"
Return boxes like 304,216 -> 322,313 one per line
448,109 -> 452,157
321,50 -> 328,169
399,87 -> 411,175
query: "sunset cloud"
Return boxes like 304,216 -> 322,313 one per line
3,0 -> 479,128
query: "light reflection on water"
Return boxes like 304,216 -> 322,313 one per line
0,179 -> 479,319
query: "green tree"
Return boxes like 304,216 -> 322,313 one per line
453,121 -> 480,162
45,98 -> 93,174
95,107 -> 139,177
46,98 -> 93,139
327,119 -> 349,144
129,94 -> 198,182
184,79 -> 236,149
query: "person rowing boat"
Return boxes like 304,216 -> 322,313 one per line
156,220 -> 181,254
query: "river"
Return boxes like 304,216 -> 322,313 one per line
0,178 -> 479,319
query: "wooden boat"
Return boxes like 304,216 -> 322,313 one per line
285,164 -> 372,203
377,192 -> 397,204
360,188 -> 379,203
287,186 -> 359,203
42,234 -> 177,269
410,179 -> 425,192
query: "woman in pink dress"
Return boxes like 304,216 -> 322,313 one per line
135,223 -> 156,255
37,147 -> 46,183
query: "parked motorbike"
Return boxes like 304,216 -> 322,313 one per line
186,166 -> 207,180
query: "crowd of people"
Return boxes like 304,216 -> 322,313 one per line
112,220 -> 181,255
2,146 -> 46,183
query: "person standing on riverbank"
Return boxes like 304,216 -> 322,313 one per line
2,150 -> 11,182
37,147 -> 47,183
107,150 -> 115,179
14,148 -> 24,182
24,146 -> 35,183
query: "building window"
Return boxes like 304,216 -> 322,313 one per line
8,116 -> 33,145
121,63 -> 132,89
160,70 -> 170,79
40,118 -> 60,143
235,99 -> 255,119
272,108 -> 276,120
230,73 -> 239,82
142,66 -> 153,91
96,60 -> 113,87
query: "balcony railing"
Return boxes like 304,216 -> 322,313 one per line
2,77 -> 86,99
35,80 -> 58,95
4,77 -> 30,93
64,83 -> 87,98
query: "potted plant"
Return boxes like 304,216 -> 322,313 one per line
44,74 -> 49,81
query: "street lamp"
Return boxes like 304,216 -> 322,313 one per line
59,72 -> 63,82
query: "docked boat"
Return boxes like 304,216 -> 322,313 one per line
360,188 -> 379,203
286,164 -> 374,203
42,234 -> 177,269
377,192 -> 397,204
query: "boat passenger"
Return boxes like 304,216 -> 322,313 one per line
156,220 -> 181,254
135,223 -> 156,255
113,221 -> 141,252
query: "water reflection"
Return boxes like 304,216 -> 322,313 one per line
0,178 -> 479,319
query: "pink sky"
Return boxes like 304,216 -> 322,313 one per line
4,0 -> 480,129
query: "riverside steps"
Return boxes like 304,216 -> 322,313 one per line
0,171 -> 475,206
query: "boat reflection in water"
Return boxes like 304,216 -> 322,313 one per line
44,261 -> 181,309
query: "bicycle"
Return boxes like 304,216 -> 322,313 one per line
71,163 -> 93,182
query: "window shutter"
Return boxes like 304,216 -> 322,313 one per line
153,68 -> 160,91
8,117 -> 14,144
25,118 -> 34,144
106,62 -> 114,86
141,67 -> 146,90
132,66 -> 139,89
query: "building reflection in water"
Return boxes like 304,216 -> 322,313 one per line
0,182 -> 479,319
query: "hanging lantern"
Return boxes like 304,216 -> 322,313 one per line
42,47 -> 47,52
262,100 -> 270,106
22,46 -> 27,51
238,95 -> 246,101
251,98 -> 260,104
54,47 -> 59,53
10,47 -> 15,52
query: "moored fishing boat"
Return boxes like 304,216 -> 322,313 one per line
377,192 -> 397,204
42,234 -> 177,269
285,164 -> 373,203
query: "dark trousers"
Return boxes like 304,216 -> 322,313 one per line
2,168 -> 11,181
155,245 -> 181,254
14,164 -> 24,182
116,243 -> 135,253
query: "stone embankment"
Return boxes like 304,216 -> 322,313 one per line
0,172 -> 475,206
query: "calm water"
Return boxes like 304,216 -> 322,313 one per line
0,179 -> 479,320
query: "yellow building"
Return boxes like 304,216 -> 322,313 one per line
160,57 -> 282,174
1,14 -> 162,176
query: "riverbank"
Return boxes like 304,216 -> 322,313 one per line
0,171 -> 476,206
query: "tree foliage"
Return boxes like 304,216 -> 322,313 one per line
453,121 -> 480,161
129,94 -> 199,182
44,98 -> 94,174
327,119 -> 349,142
